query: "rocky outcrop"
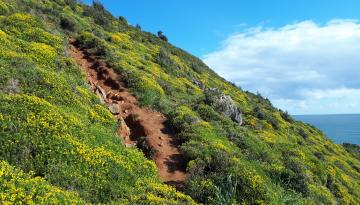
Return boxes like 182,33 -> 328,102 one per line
93,84 -> 131,140
205,89 -> 243,125
118,117 -> 131,140
95,85 -> 107,104
192,79 -> 205,90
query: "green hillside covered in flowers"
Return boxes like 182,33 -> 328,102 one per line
0,0 -> 359,204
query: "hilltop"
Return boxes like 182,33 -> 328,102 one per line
0,0 -> 359,204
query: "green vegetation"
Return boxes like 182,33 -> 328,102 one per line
0,1 -> 195,204
0,160 -> 87,204
0,0 -> 359,204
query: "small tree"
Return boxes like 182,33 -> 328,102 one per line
64,0 -> 77,10
135,24 -> 142,30
93,0 -> 105,11
83,0 -> 115,29
60,16 -> 76,31
118,16 -> 127,25
157,31 -> 168,42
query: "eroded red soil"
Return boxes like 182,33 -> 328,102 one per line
69,40 -> 186,186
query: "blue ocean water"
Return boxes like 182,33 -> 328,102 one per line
294,114 -> 360,145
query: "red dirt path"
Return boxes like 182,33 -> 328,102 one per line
69,40 -> 186,187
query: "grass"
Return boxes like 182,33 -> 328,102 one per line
0,0 -> 359,204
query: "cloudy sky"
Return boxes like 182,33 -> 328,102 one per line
85,0 -> 360,114
203,20 -> 360,114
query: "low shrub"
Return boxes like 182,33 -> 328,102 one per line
170,105 -> 200,130
127,71 -> 165,107
118,16 -> 128,25
157,31 -> 168,42
76,32 -> 107,56
83,1 -> 115,30
0,1 -> 9,15
253,105 -> 266,120
280,109 -> 294,122
196,104 -> 224,122
298,128 -> 309,139
64,0 -> 77,10
155,48 -> 179,75
0,160 -> 86,204
60,15 -> 77,32
279,157 -> 310,196
137,136 -> 157,159
343,143 -> 360,160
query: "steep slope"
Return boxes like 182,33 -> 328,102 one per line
0,1 -> 195,204
69,40 -> 187,185
0,0 -> 359,204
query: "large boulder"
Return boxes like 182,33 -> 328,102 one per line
205,89 -> 243,125
107,103 -> 121,115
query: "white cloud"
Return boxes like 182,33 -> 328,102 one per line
203,20 -> 360,114
300,87 -> 360,99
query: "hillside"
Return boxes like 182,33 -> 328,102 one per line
0,0 -> 359,204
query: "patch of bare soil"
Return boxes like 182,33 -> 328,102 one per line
69,40 -> 186,187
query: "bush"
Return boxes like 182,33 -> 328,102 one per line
0,1 -> 9,15
126,71 -> 165,107
253,105 -> 266,120
196,104 -> 224,122
118,16 -> 128,25
157,30 -> 168,42
298,128 -> 308,139
155,48 -> 179,75
209,174 -> 238,205
190,62 -> 206,73
0,160 -> 86,204
83,1 -> 114,30
253,106 -> 280,130
60,16 -> 76,32
280,157 -> 310,196
137,136 -> 157,159
268,116 -> 280,130
64,0 -> 77,10
169,105 -> 200,130
280,109 -> 294,122
76,32 -> 107,56
343,143 -> 360,160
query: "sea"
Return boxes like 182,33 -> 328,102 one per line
294,114 -> 360,145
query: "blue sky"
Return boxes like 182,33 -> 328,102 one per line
83,0 -> 360,56
83,1 -> 360,115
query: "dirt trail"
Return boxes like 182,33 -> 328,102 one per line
69,40 -> 186,187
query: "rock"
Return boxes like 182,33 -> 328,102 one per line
208,87 -> 218,92
108,103 -> 121,115
125,143 -> 136,148
95,85 -> 107,100
118,117 -> 130,138
107,91 -> 123,101
206,89 -> 243,125
95,89 -> 106,104
192,79 -> 205,90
